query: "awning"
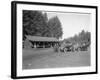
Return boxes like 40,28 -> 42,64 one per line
26,36 -> 59,42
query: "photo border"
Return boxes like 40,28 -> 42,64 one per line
11,1 -> 98,79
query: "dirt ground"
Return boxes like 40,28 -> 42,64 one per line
22,48 -> 90,69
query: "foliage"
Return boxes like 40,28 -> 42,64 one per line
23,10 -> 63,40
48,16 -> 63,39
23,10 -> 48,40
64,30 -> 91,45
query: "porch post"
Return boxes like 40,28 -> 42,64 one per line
34,42 -> 36,48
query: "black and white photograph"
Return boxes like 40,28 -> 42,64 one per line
23,10 -> 91,69
11,1 -> 97,79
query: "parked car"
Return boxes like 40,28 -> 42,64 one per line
79,42 -> 90,51
58,41 -> 74,53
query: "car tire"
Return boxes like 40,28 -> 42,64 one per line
64,48 -> 67,53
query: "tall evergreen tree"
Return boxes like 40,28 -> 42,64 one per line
48,16 -> 63,39
23,10 -> 48,40
23,11 -> 63,40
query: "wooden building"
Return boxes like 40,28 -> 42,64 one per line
25,36 -> 59,48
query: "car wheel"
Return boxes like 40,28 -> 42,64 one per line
64,48 -> 67,53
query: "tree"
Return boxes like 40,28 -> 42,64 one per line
48,16 -> 63,39
64,30 -> 91,45
23,10 -> 48,40
78,30 -> 91,43
43,12 -> 48,22
40,12 -> 51,37
23,10 -> 63,40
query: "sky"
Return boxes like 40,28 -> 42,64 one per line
46,11 -> 91,40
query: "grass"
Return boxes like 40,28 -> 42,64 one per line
22,48 -> 90,69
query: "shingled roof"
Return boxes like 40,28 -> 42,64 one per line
26,36 -> 59,42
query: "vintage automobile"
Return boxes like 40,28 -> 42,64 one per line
54,40 -> 90,53
60,42 -> 74,53
79,42 -> 90,51
53,41 -> 74,53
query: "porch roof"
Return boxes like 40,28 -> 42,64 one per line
26,36 -> 59,42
